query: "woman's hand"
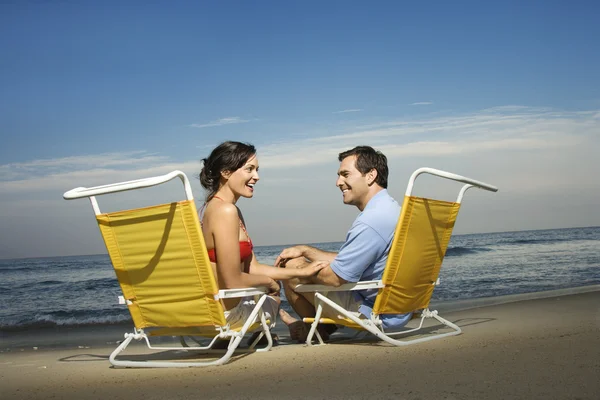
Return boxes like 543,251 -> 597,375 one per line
266,278 -> 281,296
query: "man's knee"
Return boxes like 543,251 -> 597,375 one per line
284,256 -> 306,269
283,277 -> 300,295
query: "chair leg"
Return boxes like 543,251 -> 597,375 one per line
180,335 -> 217,350
252,307 -> 273,352
109,333 -> 135,366
305,293 -> 326,346
376,309 -> 462,346
303,295 -> 462,347
240,294 -> 273,352
109,296 -> 276,367
247,331 -> 265,349
109,331 -> 240,368
430,310 -> 462,335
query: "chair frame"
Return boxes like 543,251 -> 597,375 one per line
64,171 -> 273,367
295,167 -> 498,346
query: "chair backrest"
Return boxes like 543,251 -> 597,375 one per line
97,199 -> 227,329
373,195 -> 460,314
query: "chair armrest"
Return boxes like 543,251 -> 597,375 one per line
406,167 -> 498,196
294,280 -> 383,293
63,170 -> 194,201
218,287 -> 268,299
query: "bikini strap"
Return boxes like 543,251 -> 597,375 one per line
198,202 -> 208,227
204,195 -> 251,243
200,195 -> 222,221
239,220 -> 251,243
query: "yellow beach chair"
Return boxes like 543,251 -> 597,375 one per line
296,167 -> 498,346
63,171 -> 273,368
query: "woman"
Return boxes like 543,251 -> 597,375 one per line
199,141 -> 326,333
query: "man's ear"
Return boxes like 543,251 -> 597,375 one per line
367,169 -> 378,186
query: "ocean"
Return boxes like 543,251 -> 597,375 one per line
1,226 -> 599,333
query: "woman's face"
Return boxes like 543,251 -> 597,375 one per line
226,154 -> 260,198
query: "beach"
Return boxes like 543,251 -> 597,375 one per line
2,288 -> 599,400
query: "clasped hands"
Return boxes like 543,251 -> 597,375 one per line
274,246 -> 328,281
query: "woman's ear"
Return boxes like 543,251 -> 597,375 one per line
221,170 -> 232,180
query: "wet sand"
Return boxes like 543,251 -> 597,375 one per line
2,290 -> 599,399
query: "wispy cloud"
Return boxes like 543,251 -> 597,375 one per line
189,116 -> 250,129
333,109 -> 363,114
2,106 -> 598,195
410,101 -> 433,106
0,151 -> 168,182
258,107 -> 598,168
0,151 -> 195,194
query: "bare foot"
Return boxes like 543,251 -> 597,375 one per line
278,309 -> 309,342
278,309 -> 299,325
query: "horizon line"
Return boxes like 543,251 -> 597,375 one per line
1,224 -> 597,261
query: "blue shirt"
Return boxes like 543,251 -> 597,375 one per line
330,189 -> 412,330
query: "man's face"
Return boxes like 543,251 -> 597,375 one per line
336,155 -> 370,208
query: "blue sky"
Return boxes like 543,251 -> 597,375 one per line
1,1 -> 599,258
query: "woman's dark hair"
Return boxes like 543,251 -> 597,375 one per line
199,141 -> 256,200
338,146 -> 389,188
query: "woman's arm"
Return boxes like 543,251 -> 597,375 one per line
211,204 -> 278,292
249,254 -> 327,280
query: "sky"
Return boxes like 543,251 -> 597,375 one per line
1,1 -> 599,259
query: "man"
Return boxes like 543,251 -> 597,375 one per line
275,146 -> 412,342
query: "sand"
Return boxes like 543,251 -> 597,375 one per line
2,289 -> 599,399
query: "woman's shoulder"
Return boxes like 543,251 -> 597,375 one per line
205,200 -> 239,220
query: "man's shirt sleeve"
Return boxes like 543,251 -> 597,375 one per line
330,221 -> 386,282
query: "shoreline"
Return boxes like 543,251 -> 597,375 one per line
2,284 -> 598,353
430,283 -> 600,313
2,288 -> 599,399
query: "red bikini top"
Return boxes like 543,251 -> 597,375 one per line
206,238 -> 253,263
200,196 -> 254,263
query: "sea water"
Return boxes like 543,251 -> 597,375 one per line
1,226 -> 599,332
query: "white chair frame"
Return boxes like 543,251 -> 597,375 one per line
295,167 -> 498,346
64,171 -> 274,367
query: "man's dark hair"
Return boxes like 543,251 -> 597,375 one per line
338,146 -> 389,188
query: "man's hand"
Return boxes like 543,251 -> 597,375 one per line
274,246 -> 305,267
295,260 -> 329,277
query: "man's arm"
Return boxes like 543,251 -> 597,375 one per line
326,222 -> 383,283
300,245 -> 337,262
281,258 -> 345,286
308,263 -> 347,287
275,245 -> 336,267
292,223 -> 383,287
